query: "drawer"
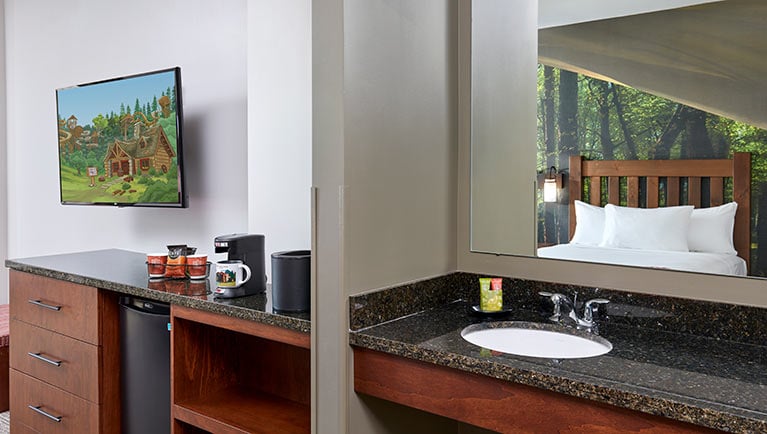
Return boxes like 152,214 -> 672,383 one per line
10,369 -> 98,434
10,271 -> 99,343
10,320 -> 99,402
9,420 -> 40,434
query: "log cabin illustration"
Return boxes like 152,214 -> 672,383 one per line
103,121 -> 175,177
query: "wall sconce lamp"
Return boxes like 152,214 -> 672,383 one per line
543,166 -> 563,203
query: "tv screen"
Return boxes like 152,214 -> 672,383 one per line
56,67 -> 187,207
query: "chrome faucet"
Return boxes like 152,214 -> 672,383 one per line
539,292 -> 609,330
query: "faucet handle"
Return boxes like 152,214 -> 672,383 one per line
539,292 -> 567,321
583,298 -> 609,322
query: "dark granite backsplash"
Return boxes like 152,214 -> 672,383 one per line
350,271 -> 767,346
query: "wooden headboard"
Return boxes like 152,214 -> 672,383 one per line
568,152 -> 751,269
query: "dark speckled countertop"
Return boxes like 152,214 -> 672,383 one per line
5,249 -> 309,334
349,273 -> 767,433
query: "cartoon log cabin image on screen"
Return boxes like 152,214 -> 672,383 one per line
57,71 -> 180,204
104,118 -> 175,178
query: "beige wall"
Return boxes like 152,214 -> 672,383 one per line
313,0 -> 465,432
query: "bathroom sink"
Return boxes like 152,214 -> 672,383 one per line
461,321 -> 612,359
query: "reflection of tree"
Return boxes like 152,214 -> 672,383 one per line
537,65 -> 767,276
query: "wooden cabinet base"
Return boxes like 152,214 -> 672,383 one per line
353,347 -> 723,434
171,306 -> 310,434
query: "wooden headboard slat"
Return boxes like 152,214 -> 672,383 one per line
710,178 -> 724,206
568,153 -> 751,271
667,178 -> 680,206
689,178 -> 702,208
627,177 -> 640,207
608,177 -> 619,204
647,177 -> 659,208
590,177 -> 601,205
582,159 -> 732,177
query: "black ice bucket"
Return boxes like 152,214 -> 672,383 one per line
271,250 -> 311,312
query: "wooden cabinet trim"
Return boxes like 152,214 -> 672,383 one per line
171,305 -> 309,349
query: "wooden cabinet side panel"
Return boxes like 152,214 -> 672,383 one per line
98,289 -> 121,434
352,347 -> 723,434
10,271 -> 99,344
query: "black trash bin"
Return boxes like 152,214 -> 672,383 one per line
271,250 -> 310,312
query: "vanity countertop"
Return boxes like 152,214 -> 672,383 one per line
5,249 -> 310,334
350,294 -> 767,433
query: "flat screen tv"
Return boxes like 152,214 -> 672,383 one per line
56,67 -> 187,207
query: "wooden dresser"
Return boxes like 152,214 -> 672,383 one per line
8,271 -> 120,433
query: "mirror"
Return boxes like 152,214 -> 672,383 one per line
471,0 -> 767,278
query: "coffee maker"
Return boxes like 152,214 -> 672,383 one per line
213,233 -> 267,298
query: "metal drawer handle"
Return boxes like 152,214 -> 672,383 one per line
28,352 -> 62,367
27,299 -> 62,311
28,405 -> 63,422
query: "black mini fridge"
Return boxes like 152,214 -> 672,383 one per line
120,296 -> 171,434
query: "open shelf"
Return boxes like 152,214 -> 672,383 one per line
174,387 -> 309,434
171,306 -> 310,434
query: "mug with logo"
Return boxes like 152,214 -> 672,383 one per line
215,260 -> 252,288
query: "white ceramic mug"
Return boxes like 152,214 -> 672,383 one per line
215,260 -> 251,288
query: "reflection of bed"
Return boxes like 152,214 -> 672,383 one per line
538,153 -> 751,276
538,244 -> 748,276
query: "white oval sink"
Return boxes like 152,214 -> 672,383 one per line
461,322 -> 612,359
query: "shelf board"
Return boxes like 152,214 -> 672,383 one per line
173,387 -> 309,434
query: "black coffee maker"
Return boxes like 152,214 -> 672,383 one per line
214,233 -> 267,298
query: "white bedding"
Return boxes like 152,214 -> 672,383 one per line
537,244 -> 747,276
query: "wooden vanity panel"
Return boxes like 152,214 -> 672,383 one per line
10,271 -> 99,344
10,319 -> 100,401
353,347 -> 724,434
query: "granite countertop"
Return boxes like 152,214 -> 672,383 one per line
349,285 -> 767,433
5,249 -> 310,334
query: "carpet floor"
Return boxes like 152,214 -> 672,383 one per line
0,411 -> 8,433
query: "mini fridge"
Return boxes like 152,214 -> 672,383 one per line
120,296 -> 171,434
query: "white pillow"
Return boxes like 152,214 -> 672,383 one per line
570,200 -> 605,246
688,202 -> 738,255
599,204 -> 693,252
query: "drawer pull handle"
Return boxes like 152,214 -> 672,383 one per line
28,405 -> 63,422
28,299 -> 62,311
28,352 -> 62,367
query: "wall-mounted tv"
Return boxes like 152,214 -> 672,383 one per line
56,67 -> 187,207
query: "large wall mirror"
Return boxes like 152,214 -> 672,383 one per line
471,0 -> 767,279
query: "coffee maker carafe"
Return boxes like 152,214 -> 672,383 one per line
213,233 -> 267,298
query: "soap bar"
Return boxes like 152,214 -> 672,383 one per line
479,277 -> 503,312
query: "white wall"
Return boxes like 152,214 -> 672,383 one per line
248,0 -> 312,279
0,1 -> 7,303
5,0 -> 248,270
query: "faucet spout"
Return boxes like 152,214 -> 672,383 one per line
539,292 -> 609,331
